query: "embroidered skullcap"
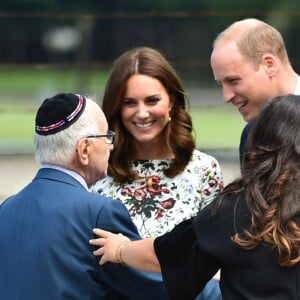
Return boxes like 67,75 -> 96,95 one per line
35,93 -> 86,135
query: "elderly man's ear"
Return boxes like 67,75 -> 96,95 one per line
76,139 -> 91,166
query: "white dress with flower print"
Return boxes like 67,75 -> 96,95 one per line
93,149 -> 223,238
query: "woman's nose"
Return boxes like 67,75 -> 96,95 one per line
136,110 -> 150,118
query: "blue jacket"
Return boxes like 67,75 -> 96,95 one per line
0,168 -> 167,300
239,122 -> 254,164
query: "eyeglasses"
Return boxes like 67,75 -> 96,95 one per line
85,130 -> 116,144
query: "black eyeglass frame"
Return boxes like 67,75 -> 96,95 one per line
85,130 -> 116,144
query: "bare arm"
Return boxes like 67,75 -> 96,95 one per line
89,228 -> 161,273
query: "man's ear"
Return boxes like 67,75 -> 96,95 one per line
76,138 -> 91,166
261,54 -> 277,77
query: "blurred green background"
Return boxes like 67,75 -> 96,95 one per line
0,101 -> 245,151
0,68 -> 245,152
2,0 -> 299,153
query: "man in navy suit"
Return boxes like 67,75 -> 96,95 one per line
0,93 -> 167,299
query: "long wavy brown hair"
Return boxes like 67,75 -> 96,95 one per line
101,47 -> 195,183
215,94 -> 300,267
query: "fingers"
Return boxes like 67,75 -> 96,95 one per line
89,235 -> 107,265
99,255 -> 108,265
92,228 -> 111,238
89,228 -> 131,266
92,245 -> 104,256
91,246 -> 108,265
89,237 -> 106,247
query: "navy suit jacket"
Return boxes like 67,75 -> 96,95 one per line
239,122 -> 254,164
0,168 -> 167,300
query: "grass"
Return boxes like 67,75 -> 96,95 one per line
190,106 -> 245,150
0,104 -> 246,151
0,66 -> 109,93
0,66 -> 246,152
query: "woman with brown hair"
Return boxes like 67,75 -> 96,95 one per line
92,47 -> 223,299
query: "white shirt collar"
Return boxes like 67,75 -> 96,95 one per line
294,74 -> 300,95
40,164 -> 88,190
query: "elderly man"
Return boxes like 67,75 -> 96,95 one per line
0,93 -> 167,299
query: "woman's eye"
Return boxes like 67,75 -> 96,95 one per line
147,97 -> 160,104
123,99 -> 136,106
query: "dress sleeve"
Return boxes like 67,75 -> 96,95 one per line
154,217 -> 219,300
194,150 -> 224,209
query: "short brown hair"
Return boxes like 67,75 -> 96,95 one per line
214,18 -> 289,69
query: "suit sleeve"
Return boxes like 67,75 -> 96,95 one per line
94,196 -> 168,300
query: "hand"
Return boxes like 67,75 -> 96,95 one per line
89,228 -> 130,265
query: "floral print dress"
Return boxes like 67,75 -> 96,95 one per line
93,149 -> 223,238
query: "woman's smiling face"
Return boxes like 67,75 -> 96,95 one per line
121,74 -> 172,147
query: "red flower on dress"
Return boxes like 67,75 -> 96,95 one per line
146,175 -> 160,186
203,189 -> 211,196
148,184 -> 162,196
146,176 -> 163,196
211,161 -> 217,168
208,178 -> 218,188
155,209 -> 164,219
160,198 -> 175,209
134,188 -> 147,201
121,187 -> 133,197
